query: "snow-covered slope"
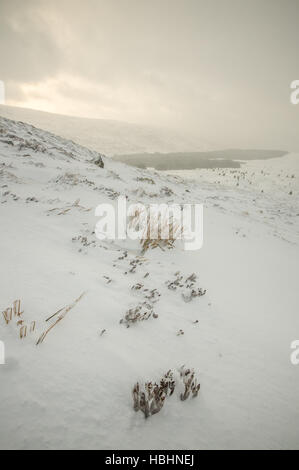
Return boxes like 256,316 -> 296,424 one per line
0,105 -> 204,156
0,116 -> 299,450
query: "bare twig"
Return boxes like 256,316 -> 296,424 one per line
36,292 -> 86,345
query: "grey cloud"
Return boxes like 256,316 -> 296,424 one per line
0,0 -> 299,149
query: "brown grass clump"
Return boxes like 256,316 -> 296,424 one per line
47,198 -> 91,216
2,300 -> 35,340
19,325 -> 27,339
120,303 -> 158,328
13,300 -> 23,317
141,218 -> 181,254
133,370 -> 176,418
179,366 -> 201,401
166,272 -> 207,302
2,307 -> 12,325
136,176 -> 155,185
132,367 -> 201,418
2,299 -> 24,324
128,206 -> 183,254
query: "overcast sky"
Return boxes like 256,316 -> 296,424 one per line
0,0 -> 299,149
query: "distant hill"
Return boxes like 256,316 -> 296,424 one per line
113,149 -> 288,170
0,105 -> 205,156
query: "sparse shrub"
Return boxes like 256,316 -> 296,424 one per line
182,287 -> 206,303
141,217 -> 181,253
19,325 -> 27,339
179,366 -> 201,401
133,367 -> 200,418
120,303 -> 158,328
161,186 -> 174,197
128,206 -> 183,254
166,272 -> 206,302
2,299 -> 23,324
133,370 -> 176,418
94,185 -> 120,200
127,257 -> 146,273
48,199 -> 92,216
2,307 -> 12,324
2,300 -> 36,340
136,176 -> 155,185
131,283 -> 161,303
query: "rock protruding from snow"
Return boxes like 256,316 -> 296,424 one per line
0,116 -> 105,167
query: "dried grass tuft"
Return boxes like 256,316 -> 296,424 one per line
2,300 -> 37,341
133,370 -> 175,418
2,307 -> 12,325
19,325 -> 27,339
132,367 -> 201,418
36,292 -> 85,345
179,366 -> 201,401
120,303 -> 158,328
128,207 -> 183,254
2,299 -> 24,325
13,300 -> 23,317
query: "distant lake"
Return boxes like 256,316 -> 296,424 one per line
113,149 -> 288,170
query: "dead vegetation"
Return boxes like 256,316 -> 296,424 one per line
94,185 -> 120,200
120,303 -> 158,328
166,272 -> 206,302
2,293 -> 86,344
72,234 -> 97,251
47,198 -> 91,216
133,367 -> 200,418
36,292 -> 85,345
133,370 -> 175,418
128,206 -> 183,254
161,186 -> 174,197
131,283 -> 161,303
141,218 -> 181,254
2,300 -> 36,340
179,366 -> 201,400
136,176 -> 155,185
52,173 -> 95,188
121,256 -> 147,274
3,303 -> 20,325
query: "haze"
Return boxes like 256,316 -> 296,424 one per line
0,0 -> 299,150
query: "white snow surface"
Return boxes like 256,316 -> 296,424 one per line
0,105 -> 205,156
0,116 -> 299,450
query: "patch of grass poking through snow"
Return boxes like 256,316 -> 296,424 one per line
135,176 -> 155,185
131,283 -> 161,303
47,198 -> 92,216
2,299 -> 23,324
133,367 -> 200,419
179,366 -> 201,401
120,303 -> 158,328
2,300 -> 36,340
128,206 -> 183,254
132,370 -> 176,418
166,272 -> 206,303
141,218 -> 181,254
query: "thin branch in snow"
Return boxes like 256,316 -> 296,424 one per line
36,292 -> 86,345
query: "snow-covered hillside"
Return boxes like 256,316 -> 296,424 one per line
0,105 -> 205,156
0,116 -> 299,450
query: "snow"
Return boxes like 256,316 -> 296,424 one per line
0,105 -> 205,156
0,115 -> 298,450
